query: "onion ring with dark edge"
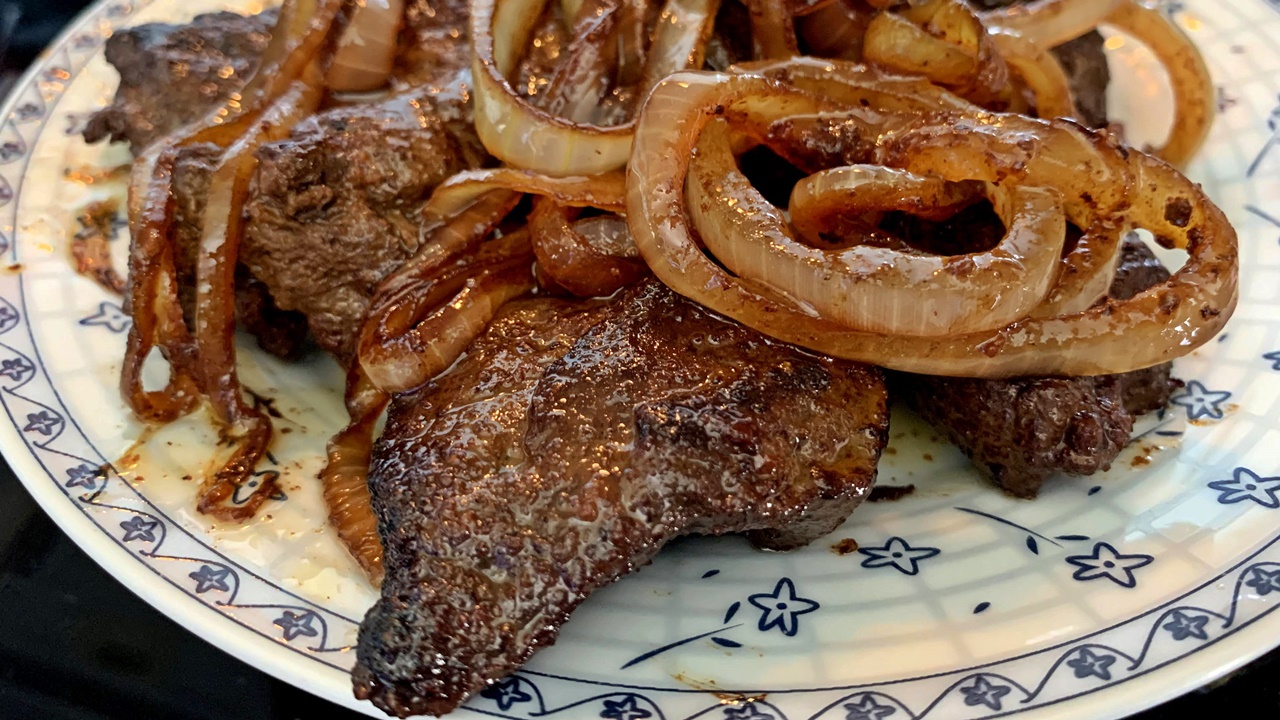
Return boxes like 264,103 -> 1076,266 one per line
626,67 -> 1237,377
686,119 -> 1067,336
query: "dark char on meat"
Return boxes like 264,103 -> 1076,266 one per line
355,280 -> 890,716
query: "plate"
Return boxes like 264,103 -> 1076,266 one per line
4,0 -> 1280,718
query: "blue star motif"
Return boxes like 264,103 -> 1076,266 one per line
857,537 -> 941,576
1265,351 -> 1280,371
64,463 -> 103,490
1245,566 -> 1280,597
1065,542 -> 1154,589
1169,381 -> 1232,421
747,577 -> 820,636
273,610 -> 319,641
480,677 -> 532,711
119,516 -> 159,543
600,695 -> 651,720
1209,468 -> 1280,508
0,357 -> 32,381
725,702 -> 773,720
0,304 -> 18,330
959,676 -> 1012,711
1163,610 -> 1210,641
188,564 -> 232,594
843,695 -> 896,720
1066,648 -> 1117,681
79,302 -> 131,333
23,410 -> 61,436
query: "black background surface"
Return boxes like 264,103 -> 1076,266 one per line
0,2 -> 1277,718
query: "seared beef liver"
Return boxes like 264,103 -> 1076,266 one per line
83,9 -> 310,358
896,238 -> 1176,498
241,0 -> 480,363
241,93 -> 477,362
355,281 -> 889,716
83,10 -> 275,151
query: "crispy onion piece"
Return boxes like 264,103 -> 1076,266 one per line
1105,0 -> 1214,168
687,119 -> 1066,336
529,198 -> 647,296
627,68 -> 1237,377
980,0 -> 1123,48
471,0 -> 718,174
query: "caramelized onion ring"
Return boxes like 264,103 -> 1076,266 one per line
1105,0 -> 1214,168
320,365 -> 387,584
627,67 -> 1237,376
980,0 -> 1123,48
471,0 -> 717,174
529,198 -> 647,296
687,120 -> 1067,336
424,168 -> 627,222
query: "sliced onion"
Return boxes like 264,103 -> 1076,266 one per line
320,366 -> 387,584
194,70 -> 326,523
626,67 -> 1237,376
359,232 -> 536,393
472,0 -> 718,174
686,120 -> 1067,336
423,168 -> 627,223
746,0 -> 799,59
1104,0 -> 1215,168
472,0 -> 633,173
326,0 -> 405,92
980,0 -> 1123,48
529,198 -> 647,296
988,29 -> 1078,120
542,0 -> 621,122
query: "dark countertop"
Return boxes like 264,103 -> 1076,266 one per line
0,2 -> 1277,719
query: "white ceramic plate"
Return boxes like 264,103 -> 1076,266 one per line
5,0 -> 1280,717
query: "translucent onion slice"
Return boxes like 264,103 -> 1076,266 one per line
471,0 -> 718,175
1104,0 -> 1215,168
326,0 -> 404,92
686,120 -> 1067,336
627,67 -> 1237,377
423,168 -> 627,223
980,0 -> 1123,48
989,29 -> 1078,120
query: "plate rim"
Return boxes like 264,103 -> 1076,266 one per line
2,0 -> 1278,718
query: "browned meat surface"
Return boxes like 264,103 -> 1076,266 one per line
896,238 -> 1176,498
241,93 -> 479,363
240,0 -> 481,363
170,143 -> 311,359
82,10 -> 275,151
355,281 -> 889,716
